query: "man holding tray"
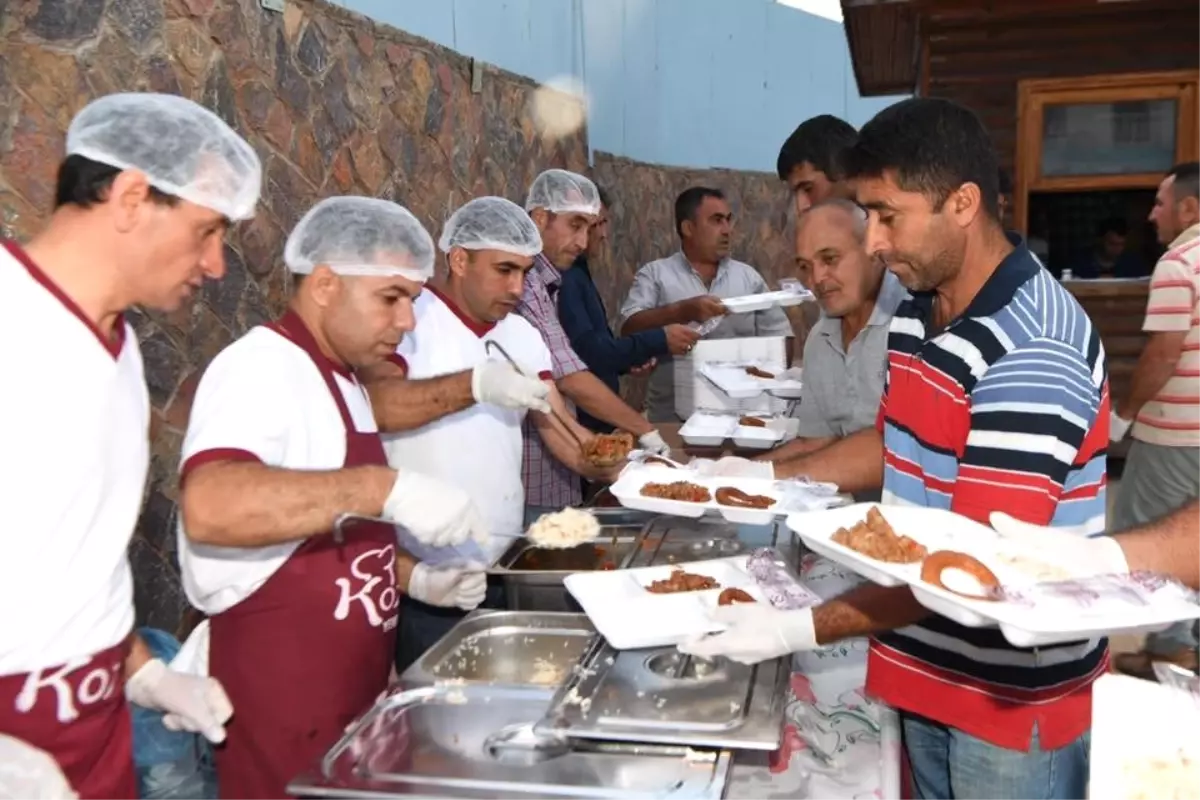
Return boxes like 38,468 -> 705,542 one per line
684,98 -> 1109,800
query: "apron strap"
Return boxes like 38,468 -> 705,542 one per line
266,314 -> 359,431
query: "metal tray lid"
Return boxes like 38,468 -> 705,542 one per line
536,637 -> 787,752
288,683 -> 732,799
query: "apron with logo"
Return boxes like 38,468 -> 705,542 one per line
0,640 -> 135,799
209,316 -> 399,799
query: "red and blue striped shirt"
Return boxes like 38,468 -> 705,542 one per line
867,237 -> 1110,751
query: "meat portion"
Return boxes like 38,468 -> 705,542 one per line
738,416 -> 768,427
583,431 -> 635,467
744,366 -> 775,379
640,481 -> 712,503
646,569 -> 721,594
715,486 -> 776,509
717,588 -> 756,606
830,506 -> 927,564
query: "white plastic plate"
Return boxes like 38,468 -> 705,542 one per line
564,556 -> 765,649
610,466 -> 787,525
679,412 -> 738,446
788,504 -> 1200,646
700,362 -> 802,400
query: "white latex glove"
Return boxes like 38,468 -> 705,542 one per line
1110,410 -> 1133,442
638,430 -> 670,456
125,659 -> 233,744
385,471 -> 489,547
407,562 -> 488,610
0,735 -> 77,800
678,604 -> 816,665
472,361 -> 551,413
989,512 -> 1129,576
693,455 -> 775,480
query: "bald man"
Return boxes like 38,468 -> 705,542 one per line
761,200 -> 907,479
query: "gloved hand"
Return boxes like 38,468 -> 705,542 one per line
989,512 -> 1129,577
407,562 -> 488,610
385,471 -> 489,547
693,455 -> 775,480
472,361 -> 552,413
125,659 -> 233,744
638,430 -> 671,456
0,735 -> 77,800
1110,410 -> 1133,442
678,604 -> 817,665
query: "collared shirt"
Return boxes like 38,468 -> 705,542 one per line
794,270 -> 907,439
619,251 -> 794,421
1134,223 -> 1200,446
869,236 -> 1109,751
516,254 -> 586,508
558,256 -> 669,432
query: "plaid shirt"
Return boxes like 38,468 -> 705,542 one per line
518,255 -> 587,508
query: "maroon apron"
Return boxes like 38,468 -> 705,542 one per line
209,314 -> 399,799
0,640 -> 136,799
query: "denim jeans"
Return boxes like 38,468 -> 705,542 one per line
131,627 -> 218,800
902,712 -> 1089,799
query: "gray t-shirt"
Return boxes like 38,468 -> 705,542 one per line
794,270 -> 908,439
620,252 -> 794,422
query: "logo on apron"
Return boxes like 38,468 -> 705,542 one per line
16,656 -> 123,724
333,543 -> 399,632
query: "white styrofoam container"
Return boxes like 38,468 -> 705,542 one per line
673,336 -> 789,419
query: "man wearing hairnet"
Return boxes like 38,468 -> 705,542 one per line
0,92 -> 261,798
368,196 -> 624,671
174,197 -> 495,797
520,169 -> 671,520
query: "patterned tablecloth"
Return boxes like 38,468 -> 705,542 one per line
726,555 -> 902,800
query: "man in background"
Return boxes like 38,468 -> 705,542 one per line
620,187 -> 794,422
1111,161 -> 1200,677
759,199 -> 906,497
776,114 -> 859,218
1073,216 -> 1148,279
558,184 -> 699,433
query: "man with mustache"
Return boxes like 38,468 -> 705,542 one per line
519,169 -> 673,521
374,196 -> 622,671
684,98 -> 1109,800
759,199 -> 906,482
176,197 -> 492,798
620,187 -> 795,422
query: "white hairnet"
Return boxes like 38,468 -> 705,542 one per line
284,196 -> 436,281
524,169 -> 601,215
66,92 -> 262,222
438,196 -> 543,257
0,736 -> 77,800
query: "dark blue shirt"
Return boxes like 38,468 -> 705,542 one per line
557,256 -> 668,432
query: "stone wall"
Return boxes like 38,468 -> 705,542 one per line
0,0 -> 804,634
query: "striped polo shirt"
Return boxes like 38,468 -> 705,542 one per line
866,236 -> 1110,751
1133,223 -> 1200,447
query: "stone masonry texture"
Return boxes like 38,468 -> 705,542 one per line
0,0 -> 806,634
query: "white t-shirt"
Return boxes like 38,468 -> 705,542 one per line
177,319 -> 379,615
0,242 -> 145,674
381,288 -> 552,562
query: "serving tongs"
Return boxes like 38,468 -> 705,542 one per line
485,340 -> 586,452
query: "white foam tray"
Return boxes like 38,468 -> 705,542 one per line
678,412 -> 796,447
610,465 -> 788,525
787,503 -> 1200,647
699,362 -> 803,400
722,289 -> 812,314
564,556 -> 765,649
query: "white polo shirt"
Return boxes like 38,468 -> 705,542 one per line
382,287 -> 552,561
176,314 -> 379,615
0,242 -> 146,674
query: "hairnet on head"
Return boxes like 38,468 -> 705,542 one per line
438,196 -> 543,257
284,196 -> 436,282
65,92 -> 262,222
524,169 -> 601,215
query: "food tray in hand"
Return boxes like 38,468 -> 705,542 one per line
563,555 -> 768,649
787,503 -> 1200,647
699,362 -> 803,400
721,288 -> 812,314
678,411 -> 739,446
679,411 -> 795,447
609,465 -> 790,525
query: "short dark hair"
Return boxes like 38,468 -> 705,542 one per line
997,167 -> 1013,196
1098,216 -> 1128,237
594,183 -> 612,209
54,154 -> 178,210
1168,161 -> 1199,201
775,115 -> 857,182
842,98 -> 1001,219
674,186 -> 725,238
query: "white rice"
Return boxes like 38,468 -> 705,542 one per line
525,507 -> 600,549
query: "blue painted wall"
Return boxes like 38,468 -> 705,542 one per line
328,0 -> 908,172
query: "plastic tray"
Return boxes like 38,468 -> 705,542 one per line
610,466 -> 789,526
564,556 -> 765,649
678,412 -> 739,446
787,503 -> 1200,647
721,289 -> 812,314
699,362 -> 804,400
